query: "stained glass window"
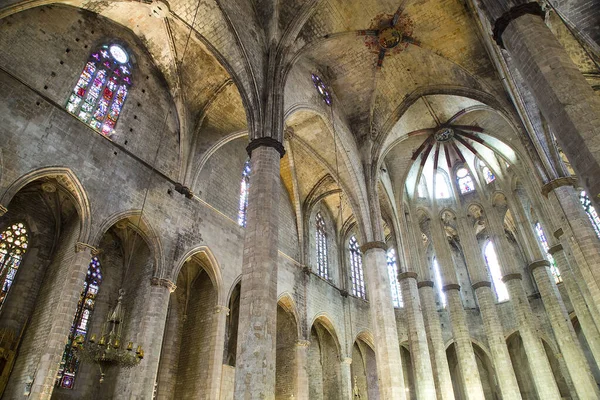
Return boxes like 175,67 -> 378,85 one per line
456,168 -> 475,194
316,212 -> 328,279
484,241 -> 508,302
311,74 -> 332,105
0,223 -> 28,307
238,160 -> 251,227
387,248 -> 403,308
483,166 -> 495,184
579,191 -> 600,239
349,236 -> 366,299
417,177 -> 427,198
56,257 -> 102,389
66,44 -> 132,136
534,223 -> 562,284
435,173 -> 451,199
432,257 -> 446,308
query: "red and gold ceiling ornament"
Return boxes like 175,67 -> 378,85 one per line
358,7 -> 418,68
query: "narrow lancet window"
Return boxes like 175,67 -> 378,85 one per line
0,222 -> 28,307
579,191 -> 600,239
238,160 -> 251,227
456,167 -> 475,194
56,256 -> 102,389
387,248 -> 403,308
484,241 -> 509,301
432,257 -> 446,308
66,44 -> 132,136
482,166 -> 495,184
435,173 -> 451,199
349,236 -> 366,299
534,223 -> 562,284
315,212 -> 328,279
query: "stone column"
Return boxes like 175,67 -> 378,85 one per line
209,305 -> 229,399
118,278 -> 175,400
418,282 -> 455,400
361,242 -> 406,399
340,357 -> 353,399
481,0 -> 600,209
398,272 -> 437,399
155,295 -> 181,400
295,340 -> 310,400
234,139 -> 284,398
529,259 -> 600,399
472,282 -> 522,399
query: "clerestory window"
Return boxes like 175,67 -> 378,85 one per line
349,236 -> 365,299
315,212 -> 328,279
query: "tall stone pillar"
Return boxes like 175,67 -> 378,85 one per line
398,272 -> 437,399
529,259 -> 600,399
340,357 -> 353,399
234,139 -> 284,399
361,243 -> 406,399
116,278 -> 176,399
209,305 -> 230,399
418,282 -> 455,400
481,0 -> 600,209
295,340 -> 310,400
155,295 -> 181,400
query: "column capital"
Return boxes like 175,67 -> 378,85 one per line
359,241 -> 387,253
214,304 -> 230,315
492,2 -> 545,48
296,339 -> 310,347
151,277 -> 177,292
74,242 -> 99,255
0,205 -> 7,216
472,281 -> 492,290
246,137 -> 286,158
541,176 -> 578,197
398,271 -> 418,281
548,244 -> 563,256
502,273 -> 522,283
442,283 -> 461,292
417,280 -> 434,289
341,357 -> 353,365
528,259 -> 551,273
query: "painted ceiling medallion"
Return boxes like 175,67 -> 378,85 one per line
378,27 -> 402,49
435,127 -> 454,142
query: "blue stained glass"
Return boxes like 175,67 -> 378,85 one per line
238,160 -> 251,227
349,236 -> 366,299
387,249 -> 402,308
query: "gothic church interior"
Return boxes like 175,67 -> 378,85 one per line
0,0 -> 600,398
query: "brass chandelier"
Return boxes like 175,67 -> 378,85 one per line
72,289 -> 143,383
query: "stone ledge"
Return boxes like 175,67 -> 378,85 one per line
417,280 -> 434,289
548,244 -> 563,255
246,137 -> 286,158
502,273 -> 522,282
398,271 -> 418,281
541,176 -> 577,197
528,259 -> 551,273
472,281 -> 492,290
359,241 -> 387,253
493,2 -> 545,48
442,283 -> 461,292
151,277 -> 177,292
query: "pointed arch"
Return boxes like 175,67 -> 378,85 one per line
172,245 -> 223,303
310,313 -> 343,358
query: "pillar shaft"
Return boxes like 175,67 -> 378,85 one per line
234,144 -> 282,398
418,284 -> 455,400
155,295 -> 180,400
295,340 -> 310,400
340,357 -> 353,400
399,273 -> 437,399
361,245 -> 406,399
209,305 -> 229,399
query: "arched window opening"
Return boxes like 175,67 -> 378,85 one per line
435,173 -> 451,199
482,166 -> 495,184
484,241 -> 509,302
66,44 -> 132,136
0,222 -> 28,307
456,168 -> 475,194
349,236 -> 366,299
432,257 -> 446,308
56,256 -> 103,389
534,223 -> 562,284
315,212 -> 328,279
579,191 -> 600,239
387,248 -> 403,308
238,160 -> 251,227
311,73 -> 332,105
417,177 -> 427,198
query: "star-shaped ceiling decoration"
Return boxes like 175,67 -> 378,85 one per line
358,7 -> 419,69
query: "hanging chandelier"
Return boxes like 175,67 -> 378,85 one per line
72,289 -> 143,383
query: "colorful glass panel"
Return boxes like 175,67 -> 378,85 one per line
484,241 -> 509,301
387,248 -> 403,308
315,212 -> 328,279
66,44 -> 132,137
0,223 -> 28,307
432,257 -> 446,308
56,257 -> 102,389
483,166 -> 495,184
534,223 -> 562,284
238,160 -> 251,227
579,191 -> 600,239
311,74 -> 332,105
349,236 -> 366,299
456,168 -> 475,194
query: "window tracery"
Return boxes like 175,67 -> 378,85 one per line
0,222 -> 28,307
238,160 -> 251,227
432,257 -> 446,308
579,191 -> 600,239
456,167 -> 475,194
386,248 -> 403,308
349,236 -> 365,299
56,256 -> 103,389
482,166 -> 495,184
66,44 -> 132,136
315,212 -> 328,279
534,223 -> 562,284
311,74 -> 332,105
484,241 -> 509,302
